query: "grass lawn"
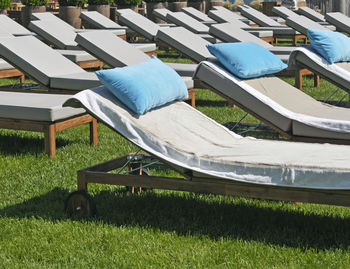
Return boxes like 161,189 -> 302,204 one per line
1,48 -> 350,267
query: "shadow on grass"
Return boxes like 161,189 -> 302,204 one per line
1,187 -> 350,249
194,99 -> 228,107
0,134 -> 70,156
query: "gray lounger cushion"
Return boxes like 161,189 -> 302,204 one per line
0,92 -> 86,121
50,72 -> 101,90
132,43 -> 157,53
0,36 -> 97,89
118,13 -> 160,41
325,12 -> 350,34
165,12 -> 210,34
156,27 -> 212,62
181,7 -> 216,23
286,15 -> 334,35
272,6 -> 298,20
0,59 -> 15,70
152,8 -> 172,22
239,5 -> 283,27
194,61 -> 350,140
297,6 -> 325,22
55,50 -> 98,62
0,14 -> 34,36
210,6 -> 251,24
80,11 -> 126,29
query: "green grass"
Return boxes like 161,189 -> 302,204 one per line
1,53 -> 350,268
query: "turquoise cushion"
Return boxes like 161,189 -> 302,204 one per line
307,29 -> 350,64
206,42 -> 287,79
96,56 -> 188,114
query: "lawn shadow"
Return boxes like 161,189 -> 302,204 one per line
194,99 -> 228,107
1,187 -> 350,250
0,133 -> 71,156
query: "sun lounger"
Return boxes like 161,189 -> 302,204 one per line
208,8 -> 305,44
288,46 -> 350,93
325,12 -> 350,35
0,36 -> 102,92
194,59 -> 350,143
152,8 -> 172,22
271,6 -> 298,20
64,85 -> 350,217
164,11 -> 217,43
181,7 -> 216,25
79,11 -> 128,30
239,5 -> 285,27
0,14 -> 36,36
211,6 -> 252,24
0,91 -> 97,157
286,15 -> 336,36
297,6 -> 326,22
155,27 -> 212,63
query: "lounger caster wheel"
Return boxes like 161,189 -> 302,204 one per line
65,190 -> 96,218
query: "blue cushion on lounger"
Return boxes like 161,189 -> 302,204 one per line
96,56 -> 188,114
206,42 -> 287,79
307,29 -> 350,64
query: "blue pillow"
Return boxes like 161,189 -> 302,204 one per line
307,29 -> 350,64
206,42 -> 287,79
96,56 -> 188,114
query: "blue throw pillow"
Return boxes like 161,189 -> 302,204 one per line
307,29 -> 350,64
206,42 -> 287,79
96,56 -> 188,114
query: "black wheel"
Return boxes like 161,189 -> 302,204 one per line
65,190 -> 96,218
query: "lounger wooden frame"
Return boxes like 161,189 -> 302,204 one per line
0,68 -> 25,83
198,80 -> 350,145
66,152 -> 350,217
0,114 -> 97,157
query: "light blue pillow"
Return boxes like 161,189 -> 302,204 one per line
96,56 -> 188,114
206,42 -> 287,79
307,29 -> 350,64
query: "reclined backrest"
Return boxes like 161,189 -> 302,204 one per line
272,6 -> 298,20
165,12 -> 209,34
118,11 -> 161,41
209,23 -> 273,49
0,36 -> 85,86
156,27 -> 212,62
0,14 -> 33,36
208,10 -> 251,28
152,8 -> 173,22
239,5 -> 282,27
286,15 -> 328,35
80,11 -> 125,29
31,11 -> 76,31
75,31 -> 149,67
181,7 -> 214,22
297,6 -> 325,22
28,20 -> 78,49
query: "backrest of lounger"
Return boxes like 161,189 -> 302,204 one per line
325,12 -> 350,34
0,15 -> 33,36
239,5 -> 282,27
297,7 -> 325,22
207,10 -> 251,28
286,15 -> 328,35
272,6 -> 298,20
0,36 -> 84,86
181,7 -> 212,22
153,8 -> 172,22
118,13 -> 160,41
165,12 -> 209,34
209,23 -> 272,49
75,31 -> 149,67
80,11 -> 124,29
28,20 -> 78,49
156,27 -> 212,62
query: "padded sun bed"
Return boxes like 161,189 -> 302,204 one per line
297,6 -> 326,22
64,85 -> 350,217
286,15 -> 336,36
79,11 -> 128,30
155,27 -> 212,63
164,12 -> 217,43
325,12 -> 350,35
211,6 -> 252,25
194,60 -> 350,142
0,14 -> 36,36
239,5 -> 286,27
288,47 -> 350,93
0,36 -> 102,92
181,7 -> 216,25
0,91 -> 97,157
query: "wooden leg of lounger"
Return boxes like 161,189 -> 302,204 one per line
44,124 -> 56,158
295,69 -> 303,90
90,118 -> 98,146
20,74 -> 25,83
314,74 -> 320,88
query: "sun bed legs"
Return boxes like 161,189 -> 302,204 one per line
43,114 -> 98,157
295,68 -> 319,90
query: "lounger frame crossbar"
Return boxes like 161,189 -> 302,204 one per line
199,81 -> 350,145
76,153 -> 350,209
0,114 -> 97,157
